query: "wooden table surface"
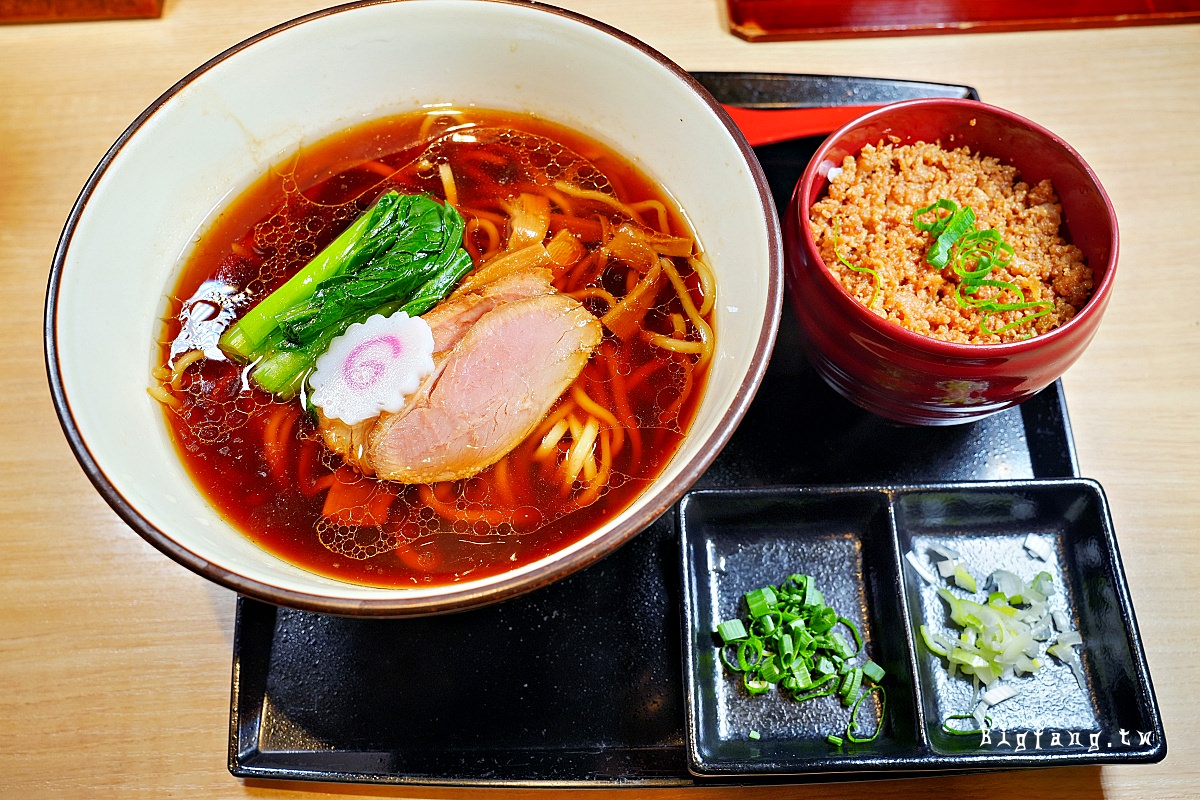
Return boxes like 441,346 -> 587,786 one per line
3,1 -> 1198,797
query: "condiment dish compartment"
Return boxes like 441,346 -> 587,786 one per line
895,483 -> 1161,759
678,487 -> 920,775
678,480 -> 1164,777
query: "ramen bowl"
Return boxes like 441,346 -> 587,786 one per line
46,0 -> 782,615
784,98 -> 1117,425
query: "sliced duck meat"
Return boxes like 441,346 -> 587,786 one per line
366,293 -> 603,483
316,267 -> 557,471
421,267 -> 555,353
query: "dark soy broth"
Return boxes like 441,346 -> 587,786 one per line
156,108 -> 713,588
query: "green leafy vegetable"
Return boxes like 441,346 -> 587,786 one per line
715,573 -> 887,747
219,191 -> 474,398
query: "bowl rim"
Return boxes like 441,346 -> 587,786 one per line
43,0 -> 783,616
794,97 -> 1119,358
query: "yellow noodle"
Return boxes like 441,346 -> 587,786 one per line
574,428 -> 612,508
629,199 -> 669,233
466,217 -> 502,258
567,286 -> 618,308
541,185 -> 574,215
171,348 -> 205,376
418,110 -> 466,140
532,398 -> 578,442
146,385 -> 181,408
644,333 -> 708,355
659,257 -> 714,367
570,385 -> 622,432
582,448 -> 598,482
355,159 -> 398,179
492,455 -> 516,508
169,349 -> 206,389
671,312 -> 687,337
563,416 -> 600,486
438,163 -> 458,207
689,256 -> 716,317
536,418 -> 570,460
552,181 -> 645,225
463,207 -> 508,227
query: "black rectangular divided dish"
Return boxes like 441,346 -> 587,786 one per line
679,481 -> 1165,776
680,489 -> 917,772
227,74 -> 1163,787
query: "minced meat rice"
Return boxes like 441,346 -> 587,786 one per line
809,140 -> 1093,344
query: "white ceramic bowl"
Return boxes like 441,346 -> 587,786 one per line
46,0 -> 782,615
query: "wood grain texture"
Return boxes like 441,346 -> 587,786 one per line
2,2 -> 1197,797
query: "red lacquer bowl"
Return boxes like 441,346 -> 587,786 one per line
784,99 -> 1118,425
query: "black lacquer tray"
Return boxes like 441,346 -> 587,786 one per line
228,74 -> 1162,787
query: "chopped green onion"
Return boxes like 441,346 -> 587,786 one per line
838,667 -> 863,706
913,198 -> 958,234
810,605 -> 837,634
827,630 -> 855,660
759,659 -> 786,684
744,674 -> 771,695
790,661 -> 812,689
846,684 -> 887,744
751,612 -> 779,637
804,578 -> 825,608
736,637 -> 765,672
749,729 -> 761,740
920,550 -> 1088,735
911,198 -> 1052,337
792,674 -> 838,703
862,660 -> 886,684
952,563 -> 977,592
927,204 -> 976,268
745,586 -> 777,618
716,618 -> 748,644
831,219 -> 880,309
918,624 -> 948,657
714,573 -> 886,749
943,712 -> 991,736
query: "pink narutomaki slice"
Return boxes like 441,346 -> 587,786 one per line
309,311 -> 436,425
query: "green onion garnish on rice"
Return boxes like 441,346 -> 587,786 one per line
832,219 -> 880,309
913,198 -> 1053,336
